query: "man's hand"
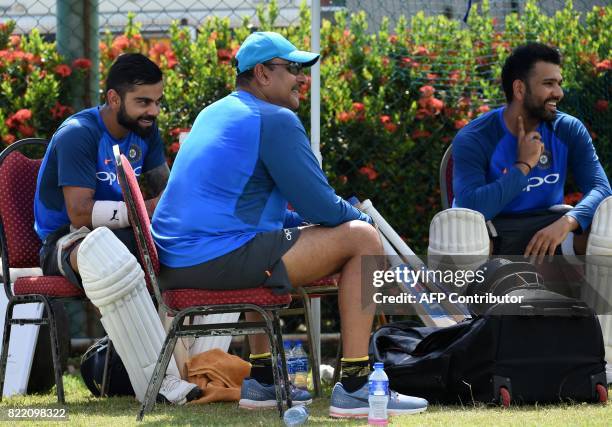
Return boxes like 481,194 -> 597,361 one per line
516,115 -> 544,175
524,215 -> 579,263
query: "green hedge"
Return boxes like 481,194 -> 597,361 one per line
1,0 -> 609,251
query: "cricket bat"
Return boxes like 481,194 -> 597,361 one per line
350,197 -> 469,325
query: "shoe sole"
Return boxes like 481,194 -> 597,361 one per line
239,399 -> 312,409
329,406 -> 427,418
157,385 -> 203,406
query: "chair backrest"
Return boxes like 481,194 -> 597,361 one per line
0,139 -> 48,272
113,146 -> 161,303
439,144 -> 454,210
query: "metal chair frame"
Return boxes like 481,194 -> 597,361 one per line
113,150 -> 292,421
0,138 -> 112,402
439,144 -> 453,210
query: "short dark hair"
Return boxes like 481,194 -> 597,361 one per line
105,53 -> 163,98
501,43 -> 561,103
236,68 -> 255,87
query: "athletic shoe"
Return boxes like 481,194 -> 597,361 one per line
157,375 -> 203,405
239,378 -> 313,409
329,382 -> 428,418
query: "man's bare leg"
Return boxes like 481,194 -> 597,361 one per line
247,221 -> 383,358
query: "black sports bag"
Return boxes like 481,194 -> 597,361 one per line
370,260 -> 608,405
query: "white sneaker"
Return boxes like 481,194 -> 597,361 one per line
157,375 -> 202,405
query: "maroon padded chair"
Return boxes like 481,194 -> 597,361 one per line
439,144 -> 454,209
0,139 -> 84,403
112,147 -> 292,420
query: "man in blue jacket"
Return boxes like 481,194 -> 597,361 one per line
152,32 -> 428,417
453,43 -> 611,258
450,42 -> 612,383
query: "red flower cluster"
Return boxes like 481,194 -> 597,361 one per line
454,119 -> 469,129
411,129 -> 431,140
169,127 -> 191,137
169,142 -> 180,153
595,100 -> 608,112
72,58 -> 92,70
298,75 -> 311,101
595,59 -> 611,73
217,48 -> 234,64
100,34 -> 144,62
564,192 -> 583,206
50,102 -> 73,120
477,105 -> 491,114
380,115 -> 397,133
359,164 -> 378,181
336,102 -> 366,123
416,85 -> 444,119
149,42 -> 178,69
5,108 -> 34,139
54,64 -> 72,78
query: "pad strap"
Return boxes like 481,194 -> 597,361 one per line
91,200 -> 129,229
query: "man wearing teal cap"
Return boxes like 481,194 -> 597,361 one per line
152,32 -> 428,417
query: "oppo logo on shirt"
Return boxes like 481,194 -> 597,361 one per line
96,166 -> 142,185
523,173 -> 560,192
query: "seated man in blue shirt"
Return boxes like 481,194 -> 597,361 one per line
450,42 -> 612,384
34,53 -> 201,404
453,43 -> 611,259
152,32 -> 428,417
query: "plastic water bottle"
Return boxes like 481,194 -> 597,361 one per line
292,341 -> 309,390
368,362 -> 389,426
283,405 -> 309,427
284,340 -> 296,383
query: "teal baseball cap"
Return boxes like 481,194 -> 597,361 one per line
235,31 -> 320,74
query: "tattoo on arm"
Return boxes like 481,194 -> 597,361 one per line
142,164 -> 170,197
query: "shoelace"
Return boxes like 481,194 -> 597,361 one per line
161,375 -> 182,392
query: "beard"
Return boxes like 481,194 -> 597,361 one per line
523,84 -> 558,123
117,102 -> 156,138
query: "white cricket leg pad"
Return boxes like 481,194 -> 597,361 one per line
585,196 -> 612,361
77,227 -> 180,402
428,208 -> 490,273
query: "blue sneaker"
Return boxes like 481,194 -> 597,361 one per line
329,382 -> 428,418
239,378 -> 313,409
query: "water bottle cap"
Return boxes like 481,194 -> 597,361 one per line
284,340 -> 292,349
374,362 -> 384,369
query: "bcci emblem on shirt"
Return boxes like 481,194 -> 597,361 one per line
128,143 -> 142,163
537,149 -> 552,170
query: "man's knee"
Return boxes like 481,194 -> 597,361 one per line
337,220 -> 382,253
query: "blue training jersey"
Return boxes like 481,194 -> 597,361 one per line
452,107 -> 611,231
34,106 -> 166,241
152,90 -> 371,268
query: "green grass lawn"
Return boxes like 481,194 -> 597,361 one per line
0,375 -> 609,426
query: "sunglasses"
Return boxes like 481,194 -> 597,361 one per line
264,61 -> 304,76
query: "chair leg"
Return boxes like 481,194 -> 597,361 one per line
43,299 -> 65,404
100,339 -> 113,397
272,311 -> 292,409
332,337 -> 342,386
137,320 -> 180,421
299,289 -> 321,397
0,300 -> 16,402
260,309 -> 285,418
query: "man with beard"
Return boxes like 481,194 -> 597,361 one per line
451,42 -> 611,258
33,53 -> 203,404
447,43 -> 612,384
